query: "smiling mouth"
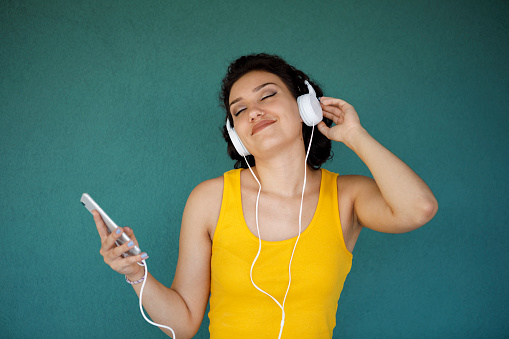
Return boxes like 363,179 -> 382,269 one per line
251,120 -> 276,135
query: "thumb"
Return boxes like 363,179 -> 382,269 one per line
316,121 -> 330,139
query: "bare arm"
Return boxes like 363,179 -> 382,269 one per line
94,177 -> 222,338
318,97 -> 438,233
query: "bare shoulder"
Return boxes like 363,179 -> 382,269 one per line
188,175 -> 224,202
182,175 -> 224,240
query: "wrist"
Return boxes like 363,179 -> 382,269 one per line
125,265 -> 145,282
343,125 -> 369,150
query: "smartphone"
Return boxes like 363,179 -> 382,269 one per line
81,193 -> 141,257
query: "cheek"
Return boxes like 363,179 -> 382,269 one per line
288,101 -> 303,124
280,105 -> 304,138
234,115 -> 253,139
289,99 -> 301,118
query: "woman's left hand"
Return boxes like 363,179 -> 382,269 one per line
316,97 -> 364,146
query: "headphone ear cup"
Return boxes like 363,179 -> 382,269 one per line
297,80 -> 323,126
226,120 -> 251,156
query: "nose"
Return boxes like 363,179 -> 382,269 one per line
249,109 -> 265,122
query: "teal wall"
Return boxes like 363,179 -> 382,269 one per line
1,0 -> 508,337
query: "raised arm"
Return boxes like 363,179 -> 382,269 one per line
94,177 -> 222,338
317,97 -> 438,233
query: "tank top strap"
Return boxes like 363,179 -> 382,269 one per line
318,168 -> 352,258
214,168 -> 243,243
319,168 -> 340,217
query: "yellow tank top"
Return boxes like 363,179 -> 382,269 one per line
209,168 -> 353,338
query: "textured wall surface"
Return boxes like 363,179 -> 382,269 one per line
1,0 -> 508,338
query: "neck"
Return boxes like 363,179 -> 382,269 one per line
247,143 -> 315,198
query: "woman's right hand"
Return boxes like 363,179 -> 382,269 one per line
93,210 -> 148,279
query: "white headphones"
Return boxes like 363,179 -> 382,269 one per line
226,80 -> 323,156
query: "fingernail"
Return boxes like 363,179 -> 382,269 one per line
141,253 -> 148,259
128,241 -> 134,247
115,228 -> 121,234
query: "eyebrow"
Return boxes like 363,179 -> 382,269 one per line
229,82 -> 277,108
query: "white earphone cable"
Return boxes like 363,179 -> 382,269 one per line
138,260 -> 177,338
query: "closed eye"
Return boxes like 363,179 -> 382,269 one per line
262,92 -> 277,100
234,107 -> 245,116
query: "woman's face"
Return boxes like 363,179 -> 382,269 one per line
228,71 -> 302,156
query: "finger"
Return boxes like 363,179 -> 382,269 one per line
93,211 -> 109,242
100,226 -> 125,259
320,96 -> 351,109
123,226 -> 140,247
321,98 -> 355,115
125,252 -> 149,266
321,102 -> 344,116
108,231 -> 138,260
114,253 -> 149,276
110,250 -> 148,268
316,121 -> 331,139
322,108 -> 344,125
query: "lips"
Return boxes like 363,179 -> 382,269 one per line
251,119 -> 276,135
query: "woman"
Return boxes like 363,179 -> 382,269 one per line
93,53 -> 438,338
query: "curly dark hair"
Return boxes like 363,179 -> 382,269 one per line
220,53 -> 333,169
